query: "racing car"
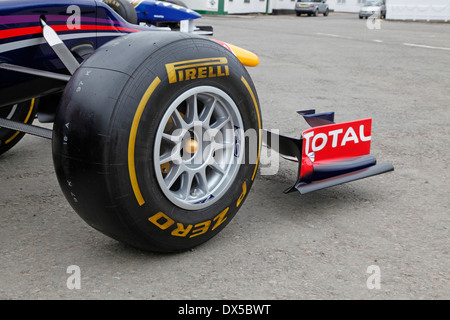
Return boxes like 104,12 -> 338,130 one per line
0,0 -> 393,252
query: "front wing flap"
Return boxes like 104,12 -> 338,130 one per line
263,110 -> 394,194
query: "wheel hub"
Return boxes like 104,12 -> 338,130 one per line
184,139 -> 198,155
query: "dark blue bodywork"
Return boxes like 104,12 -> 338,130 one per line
0,0 -> 202,107
0,0 -> 142,106
133,0 -> 201,24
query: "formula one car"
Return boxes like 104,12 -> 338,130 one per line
0,0 -> 393,252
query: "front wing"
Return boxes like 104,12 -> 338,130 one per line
263,110 -> 394,194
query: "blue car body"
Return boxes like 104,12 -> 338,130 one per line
132,0 -> 201,24
0,0 -> 202,107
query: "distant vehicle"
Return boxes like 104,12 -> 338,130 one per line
359,0 -> 386,19
295,0 -> 329,17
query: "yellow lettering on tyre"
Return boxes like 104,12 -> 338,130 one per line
148,207 -> 230,237
171,223 -> 192,237
165,57 -> 229,84
148,211 -> 174,230
212,207 -> 229,231
236,181 -> 247,208
190,221 -> 211,238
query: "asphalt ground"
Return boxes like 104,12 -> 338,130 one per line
1,13 -> 449,300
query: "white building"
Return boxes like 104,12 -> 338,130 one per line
386,0 -> 450,21
185,0 -> 363,14
185,0 -> 296,15
327,0 -> 366,13
184,0 -> 450,22
328,0 -> 450,21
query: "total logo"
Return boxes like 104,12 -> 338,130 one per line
302,118 -> 372,161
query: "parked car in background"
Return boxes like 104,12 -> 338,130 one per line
359,0 -> 386,19
295,0 -> 329,17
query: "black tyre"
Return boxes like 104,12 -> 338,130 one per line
52,32 -> 262,252
0,99 -> 37,156
104,0 -> 138,24
324,9 -> 329,16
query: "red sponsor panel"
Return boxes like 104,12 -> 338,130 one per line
301,118 -> 372,163
212,39 -> 233,53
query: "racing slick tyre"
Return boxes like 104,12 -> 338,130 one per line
104,0 -> 138,25
0,99 -> 37,156
52,32 -> 262,252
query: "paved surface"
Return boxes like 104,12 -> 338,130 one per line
1,13 -> 449,299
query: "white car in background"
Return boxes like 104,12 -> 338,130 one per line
359,0 -> 386,19
295,0 -> 330,17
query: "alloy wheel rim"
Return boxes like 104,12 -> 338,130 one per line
154,86 -> 244,210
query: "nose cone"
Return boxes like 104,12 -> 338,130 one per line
227,43 -> 260,67
213,40 -> 260,67
155,1 -> 202,22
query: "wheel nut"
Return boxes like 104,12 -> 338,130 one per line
185,139 -> 199,154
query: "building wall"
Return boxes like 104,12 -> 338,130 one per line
186,0 -> 220,14
184,0 -> 294,14
225,0 -> 269,14
386,0 -> 450,21
264,0 -> 298,14
185,0 -> 364,14
327,0 -> 366,13
184,0 -> 450,21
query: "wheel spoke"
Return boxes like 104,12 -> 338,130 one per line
164,165 -> 183,190
6,104 -> 18,120
159,151 -> 172,165
179,171 -> 194,200
214,140 -> 234,152
210,116 -> 230,131
199,98 -> 217,125
186,94 -> 199,123
171,109 -> 188,130
159,149 -> 180,165
162,132 -> 182,144
209,163 -> 225,175
195,168 -> 209,194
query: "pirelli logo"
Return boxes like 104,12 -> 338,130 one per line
165,57 -> 229,84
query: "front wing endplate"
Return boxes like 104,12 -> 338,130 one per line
263,110 -> 394,194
